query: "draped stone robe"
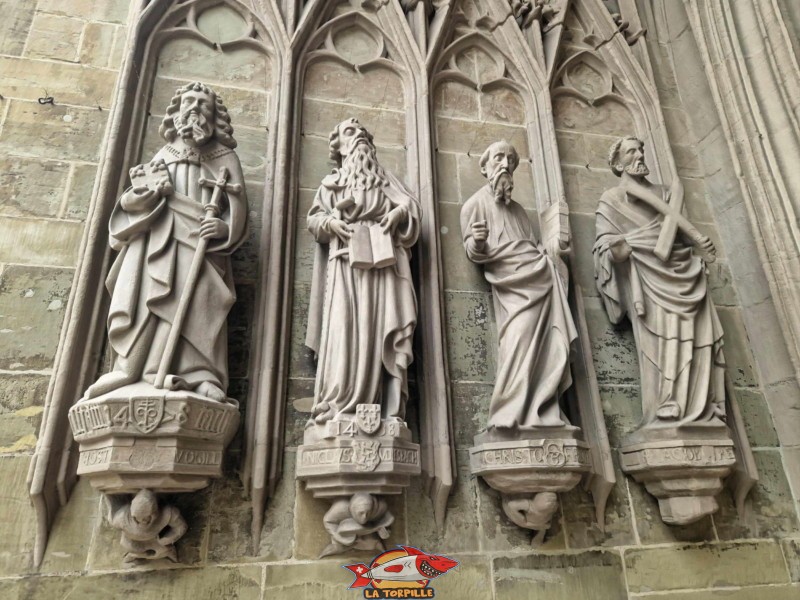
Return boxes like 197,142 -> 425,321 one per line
461,185 -> 577,428
103,140 -> 247,395
306,169 -> 421,422
593,185 -> 726,429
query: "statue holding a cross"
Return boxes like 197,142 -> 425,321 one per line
82,81 -> 248,404
593,136 -> 727,428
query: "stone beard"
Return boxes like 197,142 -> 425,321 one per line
461,141 -> 577,428
84,82 -> 248,402
306,118 -> 421,424
593,137 -> 726,429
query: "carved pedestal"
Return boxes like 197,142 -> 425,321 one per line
470,427 -> 591,540
296,406 -> 420,557
619,428 -> 736,525
69,383 -> 239,564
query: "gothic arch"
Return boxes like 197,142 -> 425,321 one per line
28,0 -> 288,565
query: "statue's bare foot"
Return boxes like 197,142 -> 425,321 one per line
656,402 -> 680,420
196,382 -> 226,402
84,372 -> 136,400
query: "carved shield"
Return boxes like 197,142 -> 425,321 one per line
353,440 -> 381,472
356,404 -> 381,435
131,397 -> 165,434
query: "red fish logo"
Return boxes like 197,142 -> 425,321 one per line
344,546 -> 458,598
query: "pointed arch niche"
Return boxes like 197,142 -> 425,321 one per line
282,0 -> 455,556
28,0 -> 288,565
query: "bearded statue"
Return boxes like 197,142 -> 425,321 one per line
305,118 -> 421,425
82,81 -> 248,403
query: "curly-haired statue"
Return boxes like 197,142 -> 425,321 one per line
82,81 -> 248,402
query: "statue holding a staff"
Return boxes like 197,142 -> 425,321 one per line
593,135 -> 725,429
82,81 -> 248,403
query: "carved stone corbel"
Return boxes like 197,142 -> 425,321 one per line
462,141 -> 610,541
295,118 -> 422,556
68,80 -> 246,564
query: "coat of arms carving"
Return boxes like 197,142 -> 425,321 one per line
353,440 -> 381,472
356,404 -> 381,435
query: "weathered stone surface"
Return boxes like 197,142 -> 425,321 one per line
0,456 -> 36,576
477,478 -> 566,551
158,39 -> 271,90
0,156 -> 68,219
79,22 -> 116,68
0,265 -> 73,371
406,451 -> 480,553
715,449 -> 799,540
36,0 -> 131,24
583,296 -> 639,385
61,162 -> 98,220
0,217 -> 83,267
624,541 -> 789,593
0,566 -> 262,599
715,307 -> 758,387
493,550 -> 626,600
627,477 -> 716,545
25,13 -> 82,62
782,538 -> 800,582
302,99 -> 406,148
444,291 -> 496,384
553,95 -> 632,136
451,382 -> 492,448
598,385 -> 641,449
304,61 -> 405,111
0,102 -> 108,163
561,164 -> 622,215
433,81 -> 480,120
734,389 -> 780,447
40,477 -> 99,573
435,116 -> 528,157
628,585 -> 800,600
289,282 -> 316,380
569,213 -> 599,296
481,87 -> 526,124
707,261 -> 738,307
439,202 -> 492,293
561,456 -> 635,548
0,0 -> 34,55
286,378 -> 314,448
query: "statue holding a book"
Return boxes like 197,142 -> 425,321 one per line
305,118 -> 421,425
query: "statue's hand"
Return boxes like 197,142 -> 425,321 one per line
199,216 -> 229,240
380,207 -> 405,235
328,219 -> 352,243
694,233 -> 716,258
471,220 -> 488,251
120,186 -> 160,212
608,234 -> 632,262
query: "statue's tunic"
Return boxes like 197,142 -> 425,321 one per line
593,186 -> 726,427
461,186 -> 577,428
306,169 -> 420,421
105,140 -> 247,392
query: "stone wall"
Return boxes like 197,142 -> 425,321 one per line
0,1 -> 798,599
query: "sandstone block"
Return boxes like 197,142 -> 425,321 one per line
25,14 -> 82,62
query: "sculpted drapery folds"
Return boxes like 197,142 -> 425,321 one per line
593,136 -> 726,429
306,118 -> 421,424
461,141 -> 577,429
84,81 -> 248,402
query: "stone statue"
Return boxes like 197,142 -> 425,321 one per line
594,136 -> 737,524
593,136 -> 725,428
320,492 -> 393,557
462,141 -> 591,541
461,140 -> 577,428
297,118 -> 422,558
306,117 -> 421,425
68,82 -> 246,563
110,489 -> 187,565
83,81 -> 248,403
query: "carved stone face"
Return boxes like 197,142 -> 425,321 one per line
130,490 -> 158,528
337,119 -> 371,159
481,141 -> 518,203
174,89 -> 215,147
616,138 -> 650,177
350,493 -> 373,525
